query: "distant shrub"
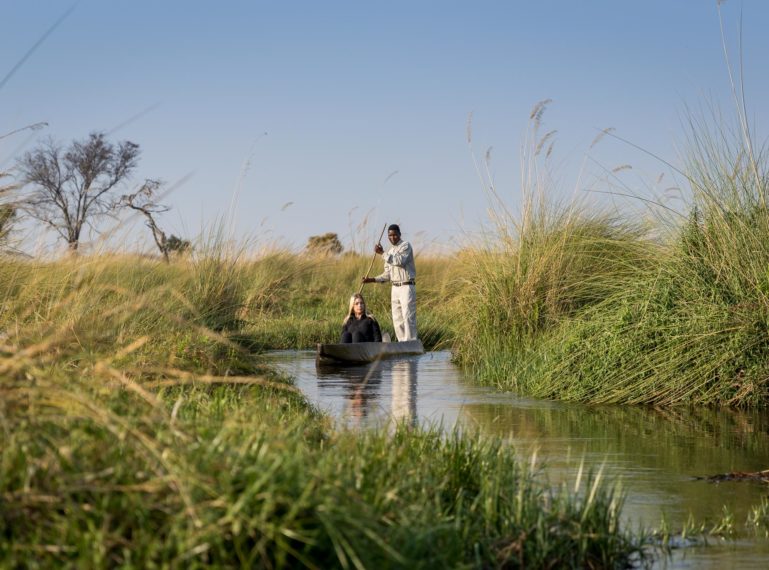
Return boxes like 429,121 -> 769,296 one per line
306,232 -> 343,255
166,234 -> 191,255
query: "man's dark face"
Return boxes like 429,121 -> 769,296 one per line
388,229 -> 401,245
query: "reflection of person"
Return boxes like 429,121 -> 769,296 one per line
391,359 -> 417,426
361,224 -> 417,341
340,293 -> 382,343
348,369 -> 380,424
317,360 -> 384,427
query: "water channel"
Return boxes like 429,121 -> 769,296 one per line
265,350 -> 769,569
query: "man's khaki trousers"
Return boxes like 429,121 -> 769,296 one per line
391,283 -> 417,341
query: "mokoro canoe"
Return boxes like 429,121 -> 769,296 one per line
316,339 -> 424,364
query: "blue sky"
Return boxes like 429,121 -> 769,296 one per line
2,1 -> 768,253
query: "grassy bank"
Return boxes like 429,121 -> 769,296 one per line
0,252 -> 649,568
451,115 -> 769,407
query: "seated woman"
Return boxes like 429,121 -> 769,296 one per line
340,293 -> 382,343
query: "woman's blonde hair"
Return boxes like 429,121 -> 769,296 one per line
343,293 -> 374,324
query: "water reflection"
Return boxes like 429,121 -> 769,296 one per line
460,401 -> 769,527
391,359 -> 417,427
316,360 -> 385,426
313,356 -> 420,427
265,350 -> 769,569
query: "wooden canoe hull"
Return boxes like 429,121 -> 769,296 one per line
316,340 -> 424,364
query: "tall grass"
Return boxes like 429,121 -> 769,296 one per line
1,373 -> 646,567
452,102 -> 654,382
0,239 -> 455,361
453,105 -> 769,407
0,246 -> 649,567
524,115 -> 769,406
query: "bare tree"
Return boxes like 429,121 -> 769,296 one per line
121,179 -> 190,262
16,132 -> 140,252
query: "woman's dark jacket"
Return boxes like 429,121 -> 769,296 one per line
340,315 -> 382,343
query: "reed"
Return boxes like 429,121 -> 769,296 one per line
452,104 -> 769,407
1,380 -> 647,567
451,102 -> 654,383
0,250 -> 648,567
510,112 -> 769,406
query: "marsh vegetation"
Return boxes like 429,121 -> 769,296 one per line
4,95 -> 769,567
0,245 -> 652,567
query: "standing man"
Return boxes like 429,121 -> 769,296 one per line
362,224 -> 417,341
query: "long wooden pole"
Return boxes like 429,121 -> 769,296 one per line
358,223 -> 387,294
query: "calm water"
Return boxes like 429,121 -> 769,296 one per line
265,350 -> 769,569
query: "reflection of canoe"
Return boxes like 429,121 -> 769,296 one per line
316,339 -> 424,364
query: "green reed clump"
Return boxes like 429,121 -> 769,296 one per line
514,257 -> 769,405
184,226 -> 252,332
0,362 -> 648,568
450,197 -> 652,383
656,497 -> 769,549
473,113 -> 769,406
0,254 -> 261,379
451,101 -> 654,381
748,497 -> 769,536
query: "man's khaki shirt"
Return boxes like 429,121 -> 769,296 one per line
374,239 -> 416,284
